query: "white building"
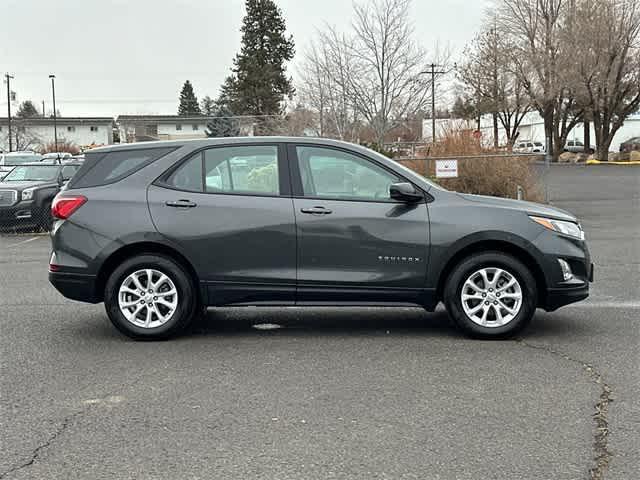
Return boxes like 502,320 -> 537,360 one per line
423,112 -> 640,151
0,117 -> 113,152
116,115 -> 255,143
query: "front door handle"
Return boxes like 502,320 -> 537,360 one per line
166,199 -> 197,208
300,206 -> 332,215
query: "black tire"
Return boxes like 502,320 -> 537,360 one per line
443,251 -> 537,339
104,254 -> 200,340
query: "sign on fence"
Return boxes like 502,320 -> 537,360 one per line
435,159 -> 458,178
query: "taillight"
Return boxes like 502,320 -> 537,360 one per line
52,195 -> 87,220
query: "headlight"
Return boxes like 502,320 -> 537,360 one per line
530,216 -> 584,240
21,188 -> 36,201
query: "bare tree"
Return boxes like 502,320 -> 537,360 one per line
574,0 -> 640,160
497,0 -> 584,160
297,34 -> 356,140
349,0 -> 446,145
458,22 -> 531,148
300,0 -> 446,146
3,124 -> 41,151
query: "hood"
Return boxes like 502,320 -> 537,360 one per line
0,180 -> 56,191
457,193 -> 577,222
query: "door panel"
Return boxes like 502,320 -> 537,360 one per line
149,186 -> 296,304
294,198 -> 429,291
290,144 -> 430,303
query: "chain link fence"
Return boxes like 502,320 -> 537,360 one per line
393,153 -> 556,203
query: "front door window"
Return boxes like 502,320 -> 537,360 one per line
296,146 -> 400,201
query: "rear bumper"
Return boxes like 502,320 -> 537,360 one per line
49,271 -> 100,303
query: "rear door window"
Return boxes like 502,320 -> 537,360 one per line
69,147 -> 176,188
204,146 -> 279,195
160,145 -> 282,196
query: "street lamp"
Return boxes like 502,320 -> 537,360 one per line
4,74 -> 14,151
49,74 -> 58,152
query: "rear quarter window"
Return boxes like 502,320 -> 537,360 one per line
68,147 -> 176,188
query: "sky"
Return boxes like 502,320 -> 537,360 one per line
0,0 -> 490,118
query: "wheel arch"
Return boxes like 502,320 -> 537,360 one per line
435,239 -> 547,307
95,241 -> 202,304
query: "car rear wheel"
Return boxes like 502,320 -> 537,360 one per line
104,254 -> 199,340
443,252 -> 537,339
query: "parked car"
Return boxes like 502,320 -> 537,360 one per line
564,140 -> 595,154
0,162 -> 81,230
514,140 -> 545,153
48,138 -> 593,340
619,137 -> 640,153
0,151 -> 44,177
65,154 -> 85,163
42,152 -> 73,162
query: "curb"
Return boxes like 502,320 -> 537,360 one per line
586,159 -> 640,165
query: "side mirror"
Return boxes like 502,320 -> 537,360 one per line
389,182 -> 423,202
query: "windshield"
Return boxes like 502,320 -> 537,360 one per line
3,165 -> 59,182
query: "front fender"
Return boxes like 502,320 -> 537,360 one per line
427,230 -> 548,291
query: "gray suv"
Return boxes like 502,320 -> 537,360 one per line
48,137 -> 593,339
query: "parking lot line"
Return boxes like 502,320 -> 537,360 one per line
570,300 -> 640,308
4,236 -> 43,248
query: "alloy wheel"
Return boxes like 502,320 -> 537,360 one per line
460,267 -> 523,327
118,269 -> 179,329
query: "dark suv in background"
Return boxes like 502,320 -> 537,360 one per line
0,162 -> 81,230
49,138 -> 593,339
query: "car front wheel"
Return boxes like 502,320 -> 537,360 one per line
443,252 -> 537,338
104,254 -> 199,340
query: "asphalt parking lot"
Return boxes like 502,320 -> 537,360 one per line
1,165 -> 638,480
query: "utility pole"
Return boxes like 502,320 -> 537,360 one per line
421,64 -> 445,143
42,100 -> 45,118
49,74 -> 58,152
5,74 -> 14,152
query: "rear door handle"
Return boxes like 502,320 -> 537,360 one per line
166,199 -> 197,208
300,206 -> 332,215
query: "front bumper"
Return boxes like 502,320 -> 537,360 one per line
0,202 -> 38,228
543,262 -> 594,311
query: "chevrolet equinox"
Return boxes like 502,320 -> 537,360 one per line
48,137 -> 593,339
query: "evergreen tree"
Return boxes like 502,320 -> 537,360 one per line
206,105 -> 239,137
200,95 -> 215,115
178,80 -> 201,115
219,0 -> 295,116
451,96 -> 477,121
16,100 -> 40,118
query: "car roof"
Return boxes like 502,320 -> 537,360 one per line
88,136 -> 379,154
14,162 -> 82,167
